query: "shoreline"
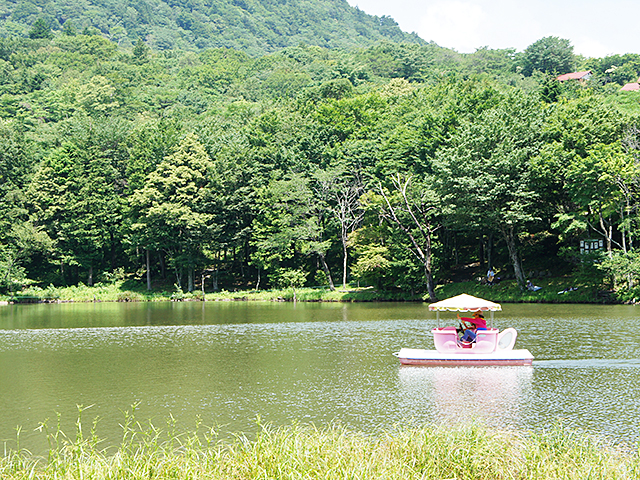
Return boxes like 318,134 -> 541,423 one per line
1,276 -> 622,305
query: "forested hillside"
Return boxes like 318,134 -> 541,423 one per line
2,28 -> 640,301
0,0 -> 423,54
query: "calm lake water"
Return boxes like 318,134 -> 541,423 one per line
1,300 -> 639,453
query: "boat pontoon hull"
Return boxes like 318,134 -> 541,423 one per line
396,347 -> 534,366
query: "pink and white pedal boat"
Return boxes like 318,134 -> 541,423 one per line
395,294 -> 534,366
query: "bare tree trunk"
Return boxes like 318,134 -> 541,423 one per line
173,264 -> 182,290
319,252 -> 335,291
159,253 -> 166,279
255,268 -> 261,291
378,176 -> 439,302
342,238 -> 348,291
146,249 -> 152,291
598,212 -> 613,258
188,266 -> 194,292
501,225 -> 525,290
88,265 -> 94,286
316,172 -> 364,292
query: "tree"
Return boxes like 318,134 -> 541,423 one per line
29,18 -> 53,40
435,93 -> 545,290
251,173 -> 336,290
132,38 -> 149,62
315,168 -> 364,290
535,96 -> 629,253
1,222 -> 52,292
28,141 -> 125,286
62,20 -> 77,36
130,134 -> 217,292
521,36 -> 575,76
274,268 -> 307,302
377,174 -> 441,301
539,74 -> 562,103
563,143 -> 636,257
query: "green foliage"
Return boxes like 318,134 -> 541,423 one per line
251,173 -> 334,288
274,267 -> 307,290
587,53 -> 640,86
132,38 -> 149,62
521,36 -> 575,76
435,92 -> 545,288
130,133 -> 218,291
539,74 -> 562,103
0,221 -> 52,292
27,133 -> 126,286
0,26 -> 638,301
61,20 -> 76,37
598,250 -> 640,291
0,0 -> 424,56
28,18 -> 53,40
349,226 -> 394,289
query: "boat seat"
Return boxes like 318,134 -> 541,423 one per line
496,328 -> 518,351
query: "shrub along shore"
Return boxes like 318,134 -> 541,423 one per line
1,276 -> 613,305
1,420 -> 638,480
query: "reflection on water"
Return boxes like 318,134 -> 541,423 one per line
1,301 -> 640,453
399,366 -> 533,429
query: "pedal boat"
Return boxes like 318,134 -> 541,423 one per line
396,294 -> 534,366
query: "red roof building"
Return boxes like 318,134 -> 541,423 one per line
621,82 -> 640,91
556,71 -> 592,81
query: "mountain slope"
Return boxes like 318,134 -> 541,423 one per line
0,0 -> 424,55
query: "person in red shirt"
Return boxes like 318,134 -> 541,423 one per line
457,311 -> 486,343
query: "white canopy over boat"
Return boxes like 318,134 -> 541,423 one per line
429,294 -> 501,327
428,293 -> 502,312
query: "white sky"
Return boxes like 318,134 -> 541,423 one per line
346,0 -> 638,58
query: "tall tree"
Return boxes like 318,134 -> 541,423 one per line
29,18 -> 53,40
130,134 -> 217,292
315,168 -> 364,290
563,142 -> 636,256
251,173 -> 336,290
377,174 -> 441,301
28,142 -> 124,286
521,36 -> 575,76
435,93 -> 545,290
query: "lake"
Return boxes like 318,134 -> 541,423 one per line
1,300 -> 639,453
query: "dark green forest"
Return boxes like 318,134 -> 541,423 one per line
0,0 -> 422,54
3,12 -> 640,301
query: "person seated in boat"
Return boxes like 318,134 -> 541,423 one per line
457,312 -> 487,343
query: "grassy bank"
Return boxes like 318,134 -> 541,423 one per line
1,420 -> 638,479
2,276 -> 608,304
2,282 -> 424,304
434,277 -> 601,304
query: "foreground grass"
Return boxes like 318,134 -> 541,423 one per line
1,421 -> 638,480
